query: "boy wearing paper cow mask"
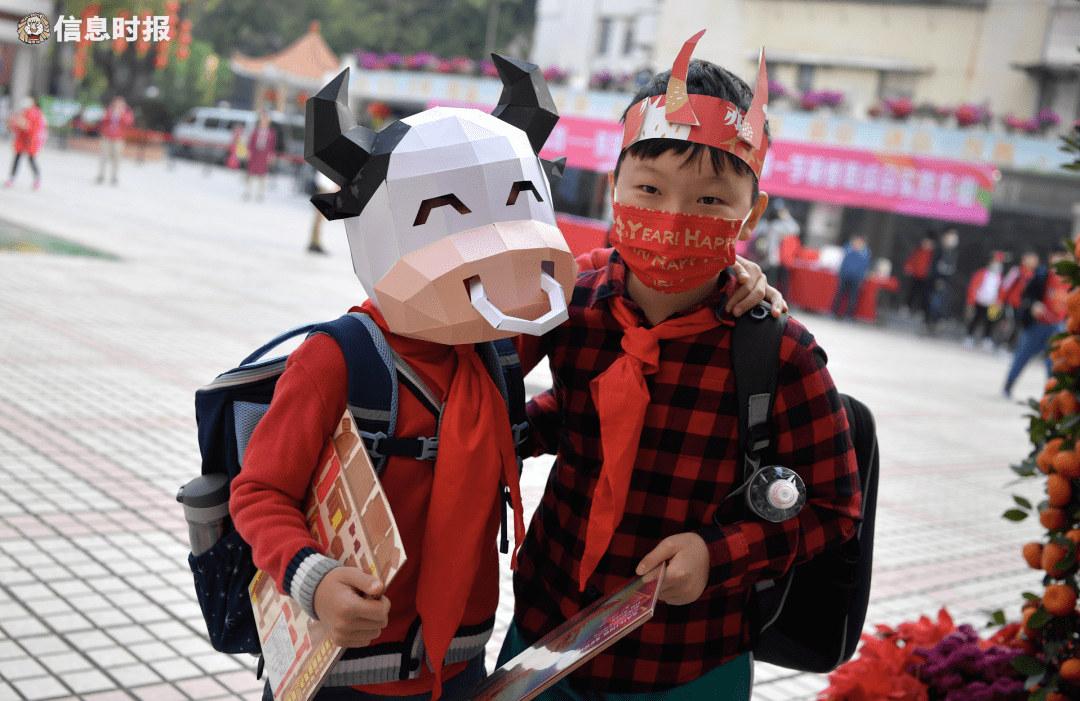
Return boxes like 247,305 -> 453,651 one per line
501,32 -> 862,699
230,54 -> 780,701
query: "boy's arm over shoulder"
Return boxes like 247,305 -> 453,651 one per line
229,332 -> 348,618
697,318 -> 861,592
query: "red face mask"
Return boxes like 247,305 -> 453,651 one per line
610,201 -> 749,293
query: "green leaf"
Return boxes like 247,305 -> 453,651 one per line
989,609 -> 1008,626
1004,509 -> 1030,522
1012,655 -> 1046,676
1015,495 -> 1034,510
1026,607 -> 1052,629
1012,462 -> 1039,478
1023,591 -> 1040,601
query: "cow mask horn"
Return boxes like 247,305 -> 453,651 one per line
306,56 -> 560,221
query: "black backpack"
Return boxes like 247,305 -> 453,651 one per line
185,312 -> 529,655
731,304 -> 879,673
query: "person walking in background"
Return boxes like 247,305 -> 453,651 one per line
767,201 -> 801,297
831,235 -> 872,320
926,229 -> 961,334
5,95 -> 46,190
963,251 -> 1005,349
903,232 -> 935,318
1003,250 -> 1070,398
999,250 -> 1040,350
243,113 -> 277,201
96,95 -> 134,185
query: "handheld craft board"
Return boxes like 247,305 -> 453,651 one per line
249,411 -> 406,701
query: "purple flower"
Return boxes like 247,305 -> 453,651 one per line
480,59 -> 499,78
383,52 -> 403,68
1038,108 -> 1061,126
767,79 -> 787,97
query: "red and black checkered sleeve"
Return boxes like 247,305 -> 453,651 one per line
525,390 -> 561,457
698,320 -> 861,591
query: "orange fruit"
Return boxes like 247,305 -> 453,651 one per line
1054,450 -> 1080,479
1043,542 -> 1070,576
1066,529 -> 1080,546
1024,542 -> 1044,569
1047,378 -> 1061,392
1022,596 -> 1041,612
1022,608 -> 1042,640
1043,584 -> 1078,616
1068,315 -> 1080,334
1039,438 -> 1066,473
1041,507 -> 1068,531
1061,657 -> 1080,683
1060,393 -> 1080,416
1048,692 -> 1069,701
1067,289 -> 1080,317
1049,473 -> 1074,507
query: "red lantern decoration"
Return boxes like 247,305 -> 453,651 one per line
264,89 -> 277,103
135,14 -> 151,56
295,91 -> 309,106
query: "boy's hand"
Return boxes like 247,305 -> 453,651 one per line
636,533 -> 710,605
313,567 -> 391,648
728,257 -> 788,318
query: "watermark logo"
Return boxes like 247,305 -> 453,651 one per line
17,13 -> 52,44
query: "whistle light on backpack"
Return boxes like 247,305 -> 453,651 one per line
744,465 -> 806,523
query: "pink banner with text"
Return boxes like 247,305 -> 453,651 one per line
760,141 -> 997,225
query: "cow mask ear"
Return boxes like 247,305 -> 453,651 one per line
490,55 -> 559,154
305,69 -> 376,187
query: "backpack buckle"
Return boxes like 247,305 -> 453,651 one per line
361,431 -> 388,458
511,422 -> 530,447
416,436 -> 439,461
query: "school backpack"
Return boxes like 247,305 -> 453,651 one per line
731,303 -> 879,673
184,312 -> 529,655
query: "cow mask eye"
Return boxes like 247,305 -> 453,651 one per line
506,180 -> 544,206
413,194 -> 472,226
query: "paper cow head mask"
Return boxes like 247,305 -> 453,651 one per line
305,56 -> 576,344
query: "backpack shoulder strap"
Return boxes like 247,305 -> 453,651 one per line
731,303 -> 788,481
477,339 -> 530,458
310,313 -> 441,472
731,302 -> 792,637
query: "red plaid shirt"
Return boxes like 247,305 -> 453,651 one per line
512,250 -> 861,694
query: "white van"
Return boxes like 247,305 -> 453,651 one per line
171,107 -> 305,169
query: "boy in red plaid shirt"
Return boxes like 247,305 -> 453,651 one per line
500,32 -> 862,700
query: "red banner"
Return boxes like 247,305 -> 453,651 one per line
760,141 -> 997,225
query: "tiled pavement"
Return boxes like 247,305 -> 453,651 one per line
0,143 -> 1056,700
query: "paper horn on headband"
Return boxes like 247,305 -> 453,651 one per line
664,29 -> 705,126
738,48 -> 768,150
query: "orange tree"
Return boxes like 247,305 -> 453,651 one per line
1003,225 -> 1080,700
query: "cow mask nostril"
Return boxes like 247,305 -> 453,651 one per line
466,263 -> 566,336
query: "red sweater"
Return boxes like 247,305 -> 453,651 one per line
230,302 -> 498,694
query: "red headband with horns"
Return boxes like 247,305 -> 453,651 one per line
621,30 -> 770,178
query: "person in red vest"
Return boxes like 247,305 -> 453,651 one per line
998,250 -> 1039,351
963,251 -> 1005,349
96,95 -> 134,185
1003,250 -> 1070,398
5,95 -> 46,190
902,232 -> 935,318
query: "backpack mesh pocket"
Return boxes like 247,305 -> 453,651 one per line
188,529 -> 261,654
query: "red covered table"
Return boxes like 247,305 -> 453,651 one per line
788,262 -> 899,322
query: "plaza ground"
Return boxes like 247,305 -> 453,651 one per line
0,142 -> 1055,700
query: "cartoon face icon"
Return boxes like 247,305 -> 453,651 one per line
18,13 -> 51,44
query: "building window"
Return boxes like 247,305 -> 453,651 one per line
596,17 -> 613,57
623,22 -> 635,57
878,71 -> 916,100
796,64 -> 815,93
